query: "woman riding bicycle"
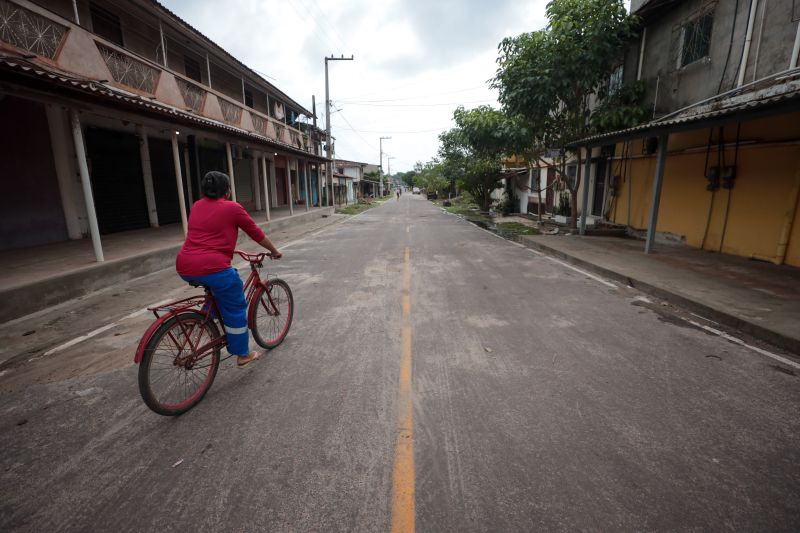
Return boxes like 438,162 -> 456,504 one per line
176,171 -> 281,368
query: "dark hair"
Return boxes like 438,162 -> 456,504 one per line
202,171 -> 230,199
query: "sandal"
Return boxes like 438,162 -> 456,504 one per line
236,351 -> 261,369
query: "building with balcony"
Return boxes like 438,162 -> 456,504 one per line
571,0 -> 800,267
0,0 -> 329,260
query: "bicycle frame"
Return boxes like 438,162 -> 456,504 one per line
134,253 -> 279,365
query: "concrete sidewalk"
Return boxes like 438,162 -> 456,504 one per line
520,234 -> 800,355
0,207 -> 337,323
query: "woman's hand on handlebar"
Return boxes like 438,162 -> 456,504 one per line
270,250 -> 283,259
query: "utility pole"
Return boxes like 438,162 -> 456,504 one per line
325,54 -> 353,207
379,136 -> 391,197
387,156 -> 395,188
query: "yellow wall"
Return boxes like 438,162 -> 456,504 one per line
609,112 -> 800,267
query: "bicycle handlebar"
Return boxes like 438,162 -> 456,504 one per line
234,250 -> 272,263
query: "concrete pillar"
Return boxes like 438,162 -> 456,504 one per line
317,164 -> 323,208
171,132 -> 189,236
183,146 -> 193,205
225,141 -> 237,202
645,134 -> 669,253
46,105 -> 83,239
69,109 -> 104,262
579,146 -> 592,236
268,158 -> 277,208
136,126 -> 159,227
287,158 -> 294,216
304,161 -> 311,212
262,155 -> 271,221
253,153 -> 262,211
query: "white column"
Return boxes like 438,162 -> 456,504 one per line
136,126 -> 159,227
171,132 -> 189,236
303,161 -> 311,212
262,156 -> 271,221
46,105 -> 83,239
225,141 -> 237,202
69,109 -> 104,262
317,164 -> 323,209
579,147 -> 592,235
287,158 -> 294,215
252,154 -> 262,211
183,146 -> 193,205
268,158 -> 277,208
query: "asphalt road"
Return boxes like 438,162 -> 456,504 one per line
1,195 -> 798,532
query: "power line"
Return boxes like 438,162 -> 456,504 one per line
336,99 -> 496,108
337,85 -> 491,103
302,0 -> 349,51
285,0 -> 341,53
336,125 -> 452,134
334,111 -> 379,151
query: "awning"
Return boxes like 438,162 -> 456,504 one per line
569,72 -> 800,148
0,54 -> 328,162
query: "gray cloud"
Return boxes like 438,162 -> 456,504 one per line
377,0 -> 525,74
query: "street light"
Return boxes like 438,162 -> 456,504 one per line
379,136 -> 391,197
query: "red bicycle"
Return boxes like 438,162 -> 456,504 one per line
134,250 -> 293,416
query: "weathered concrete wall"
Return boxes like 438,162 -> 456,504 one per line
634,0 -> 798,116
0,97 -> 68,250
609,112 -> 800,266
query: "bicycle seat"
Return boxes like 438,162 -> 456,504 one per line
188,281 -> 211,290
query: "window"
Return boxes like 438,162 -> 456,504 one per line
566,165 -> 577,189
244,89 -> 253,108
530,168 -> 541,191
90,3 -> 123,46
680,11 -> 713,67
609,65 -> 623,95
184,55 -> 202,83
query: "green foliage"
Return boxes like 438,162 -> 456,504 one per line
557,191 -> 571,217
590,81 -> 649,133
491,0 -> 639,226
399,170 -> 417,187
413,159 -> 450,193
499,181 -> 518,215
496,222 -> 539,236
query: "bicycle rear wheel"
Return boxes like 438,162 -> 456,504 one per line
251,279 -> 294,349
138,311 -> 221,416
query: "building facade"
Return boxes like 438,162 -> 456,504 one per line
0,0 -> 328,259
575,0 -> 800,267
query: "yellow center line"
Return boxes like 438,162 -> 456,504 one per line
391,246 -> 415,533
406,225 -> 410,233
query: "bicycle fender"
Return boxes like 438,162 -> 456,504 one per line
134,312 -> 176,364
247,281 -> 269,330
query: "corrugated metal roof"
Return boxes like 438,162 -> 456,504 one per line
0,55 -> 326,161
570,77 -> 800,147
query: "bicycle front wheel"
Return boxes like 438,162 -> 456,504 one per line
138,311 -> 221,416
251,279 -> 294,349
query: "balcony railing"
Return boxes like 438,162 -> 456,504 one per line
0,0 -> 68,59
0,0 -> 315,155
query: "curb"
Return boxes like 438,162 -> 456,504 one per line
0,208 -> 335,324
520,237 -> 800,355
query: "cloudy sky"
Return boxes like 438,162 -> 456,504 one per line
161,0 -> 550,173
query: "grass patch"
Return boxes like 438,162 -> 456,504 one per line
336,202 -> 376,215
496,222 -> 539,236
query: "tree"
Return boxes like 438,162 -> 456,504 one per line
413,160 -> 449,194
438,126 -> 502,211
492,0 -> 638,227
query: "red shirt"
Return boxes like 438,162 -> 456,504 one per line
176,198 -> 266,276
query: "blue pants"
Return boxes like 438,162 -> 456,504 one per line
181,267 -> 250,356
